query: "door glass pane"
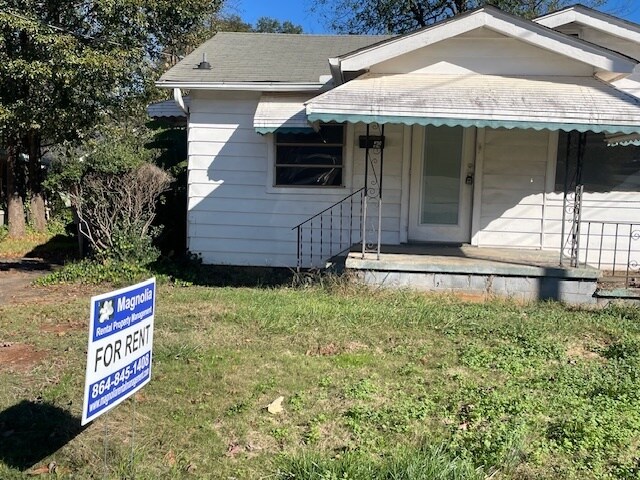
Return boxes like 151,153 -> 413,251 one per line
421,126 -> 463,225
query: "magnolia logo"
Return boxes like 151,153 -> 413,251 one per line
98,300 -> 114,324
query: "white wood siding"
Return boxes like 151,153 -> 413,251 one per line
187,91 -> 407,267
370,28 -> 594,76
578,26 -> 640,62
474,128 -> 551,248
352,123 -> 405,247
472,128 -> 640,270
543,193 -> 640,271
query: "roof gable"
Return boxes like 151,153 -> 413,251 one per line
534,5 -> 640,60
368,27 -> 594,76
333,6 -> 637,79
535,4 -> 640,42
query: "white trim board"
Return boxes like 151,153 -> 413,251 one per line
332,6 -> 637,75
535,5 -> 640,45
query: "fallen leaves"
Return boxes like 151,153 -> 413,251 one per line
164,450 -> 176,467
27,462 -> 61,476
267,396 -> 284,415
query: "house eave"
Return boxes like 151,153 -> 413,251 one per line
335,6 -> 637,75
155,81 -> 325,92
535,6 -> 640,46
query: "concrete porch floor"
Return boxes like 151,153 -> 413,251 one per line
346,244 -> 600,279
344,244 -> 602,304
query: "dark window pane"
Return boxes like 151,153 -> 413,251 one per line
276,167 -> 342,186
274,124 -> 344,187
276,125 -> 343,145
276,146 -> 343,166
556,131 -> 640,192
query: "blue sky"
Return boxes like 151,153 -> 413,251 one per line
232,0 -> 640,33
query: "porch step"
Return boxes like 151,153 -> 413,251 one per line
594,282 -> 640,306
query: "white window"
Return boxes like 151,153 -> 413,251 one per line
274,125 -> 344,187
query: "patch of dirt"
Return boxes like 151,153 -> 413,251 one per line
566,342 -> 602,361
344,341 -> 368,352
40,321 -> 86,335
2,283 -> 102,308
0,259 -> 102,306
0,268 -> 47,305
0,342 -> 48,372
306,341 -> 369,356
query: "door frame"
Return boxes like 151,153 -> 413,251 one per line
408,125 -> 477,243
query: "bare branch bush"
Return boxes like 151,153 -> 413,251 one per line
69,163 -> 173,262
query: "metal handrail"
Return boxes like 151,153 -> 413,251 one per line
570,220 -> 639,288
291,188 -> 365,230
292,187 -> 366,271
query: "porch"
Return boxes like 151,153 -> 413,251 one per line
343,244 -> 616,305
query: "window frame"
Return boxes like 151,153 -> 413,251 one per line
267,124 -> 350,192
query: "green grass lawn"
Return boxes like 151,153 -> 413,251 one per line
1,282 -> 639,479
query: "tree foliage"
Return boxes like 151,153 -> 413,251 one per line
254,17 -> 304,33
46,124 -> 173,263
311,0 -> 607,34
216,14 -> 303,33
0,0 -> 223,235
0,0 -> 223,144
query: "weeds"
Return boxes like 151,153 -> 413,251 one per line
0,284 -> 639,478
277,442 -> 484,480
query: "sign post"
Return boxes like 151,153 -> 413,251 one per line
82,278 -> 156,426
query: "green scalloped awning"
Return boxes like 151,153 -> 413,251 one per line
307,113 -> 640,135
305,73 -> 640,136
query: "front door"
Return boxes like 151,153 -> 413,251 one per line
409,125 -> 475,243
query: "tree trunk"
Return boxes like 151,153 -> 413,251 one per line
6,143 -> 26,238
27,131 -> 46,232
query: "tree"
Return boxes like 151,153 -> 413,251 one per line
0,0 -> 223,237
311,0 -> 607,34
215,14 -> 252,32
254,17 -> 304,34
215,14 -> 303,33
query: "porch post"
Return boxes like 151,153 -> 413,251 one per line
569,132 -> 587,267
362,124 -> 370,259
560,132 -> 572,266
377,125 -> 385,260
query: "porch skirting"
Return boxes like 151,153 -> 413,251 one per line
345,247 -> 601,305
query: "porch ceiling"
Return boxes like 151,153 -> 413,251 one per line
306,73 -> 640,135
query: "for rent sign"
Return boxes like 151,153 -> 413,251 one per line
81,278 -> 156,425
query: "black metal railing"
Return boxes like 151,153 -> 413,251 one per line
572,221 -> 639,288
292,188 -> 365,271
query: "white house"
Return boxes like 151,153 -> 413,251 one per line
156,5 -> 640,300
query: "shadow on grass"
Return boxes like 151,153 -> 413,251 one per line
0,259 -> 54,272
0,400 -> 84,470
152,257 -> 297,288
24,234 -> 78,264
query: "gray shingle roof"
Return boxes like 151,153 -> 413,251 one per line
157,32 -> 393,84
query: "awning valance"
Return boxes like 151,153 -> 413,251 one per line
254,93 -> 316,134
306,73 -> 640,135
605,133 -> 640,147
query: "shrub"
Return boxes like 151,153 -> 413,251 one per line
47,126 -> 173,265
35,259 -> 154,286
